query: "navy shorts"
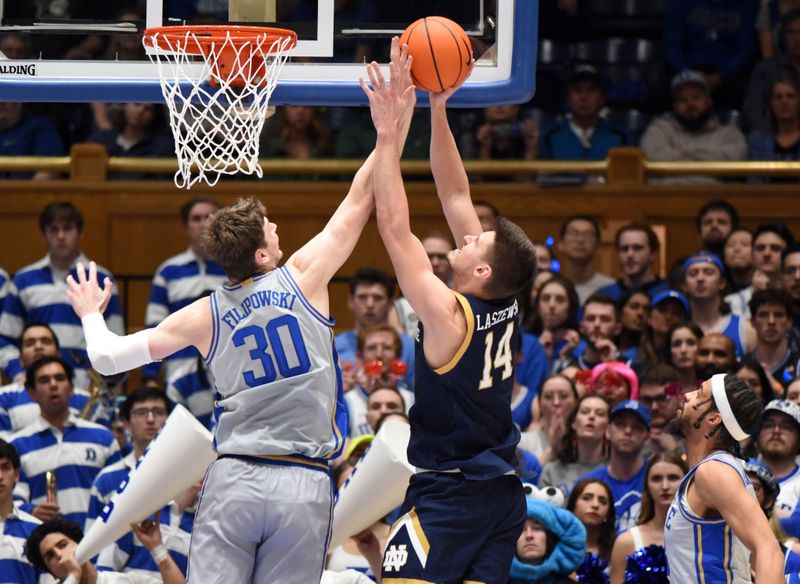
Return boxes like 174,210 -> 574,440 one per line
381,472 -> 525,584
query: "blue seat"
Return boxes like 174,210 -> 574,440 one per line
604,109 -> 652,144
586,0 -> 666,38
572,38 -> 659,65
717,109 -> 743,129
539,39 -> 571,67
588,0 -> 667,17
522,108 -> 563,133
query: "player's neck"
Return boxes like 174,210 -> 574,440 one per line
685,436 -> 720,468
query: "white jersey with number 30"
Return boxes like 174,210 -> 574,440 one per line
207,266 -> 345,460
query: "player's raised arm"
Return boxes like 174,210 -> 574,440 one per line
288,39 -> 416,304
428,72 -> 482,244
67,261 -> 212,376
362,57 -> 464,363
694,461 -> 783,583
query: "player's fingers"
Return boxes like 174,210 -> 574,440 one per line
366,63 -> 381,91
390,36 -> 399,61
365,65 -> 377,89
358,77 -> 373,98
89,261 -> 98,285
100,282 -> 113,311
76,262 -> 87,284
65,274 -> 78,291
372,62 -> 387,89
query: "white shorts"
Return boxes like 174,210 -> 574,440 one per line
186,456 -> 333,584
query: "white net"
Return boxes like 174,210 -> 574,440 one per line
143,27 -> 294,189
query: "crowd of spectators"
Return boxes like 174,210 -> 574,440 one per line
7,1 -> 800,181
3,1 -> 800,582
0,194 -> 798,582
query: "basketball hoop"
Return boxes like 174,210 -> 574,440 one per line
143,25 -> 297,189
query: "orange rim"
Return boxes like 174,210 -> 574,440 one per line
143,25 -> 297,55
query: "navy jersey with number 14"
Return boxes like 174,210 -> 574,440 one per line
408,292 -> 520,480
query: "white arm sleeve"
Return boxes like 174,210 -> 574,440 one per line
81,313 -> 153,376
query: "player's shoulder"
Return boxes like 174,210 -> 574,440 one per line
694,456 -> 744,487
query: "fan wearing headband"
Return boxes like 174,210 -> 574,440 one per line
663,374 -> 782,583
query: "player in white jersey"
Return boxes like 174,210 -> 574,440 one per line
64,49 -> 417,584
664,373 -> 783,583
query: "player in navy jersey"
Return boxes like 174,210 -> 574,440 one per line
65,47 -> 418,584
664,374 -> 782,583
362,43 -> 537,583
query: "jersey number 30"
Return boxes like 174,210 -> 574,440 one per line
479,322 -> 514,390
233,315 -> 312,387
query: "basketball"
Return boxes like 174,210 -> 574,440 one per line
399,16 -> 474,93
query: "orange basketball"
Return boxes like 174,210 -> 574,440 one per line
399,16 -> 474,93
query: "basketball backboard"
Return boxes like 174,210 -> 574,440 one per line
0,0 -> 537,106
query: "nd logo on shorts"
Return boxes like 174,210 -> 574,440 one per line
383,508 -> 430,576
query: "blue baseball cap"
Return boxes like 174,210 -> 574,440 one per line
610,400 -> 652,430
682,251 -> 725,275
650,289 -> 690,315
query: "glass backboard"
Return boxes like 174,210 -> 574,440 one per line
0,0 -> 537,106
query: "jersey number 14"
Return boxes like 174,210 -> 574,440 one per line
479,321 -> 514,390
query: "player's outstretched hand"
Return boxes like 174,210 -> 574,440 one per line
65,261 -> 113,318
429,57 -> 475,109
390,36 -> 416,112
360,61 -> 415,134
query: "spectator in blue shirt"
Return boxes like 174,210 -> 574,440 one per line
539,65 -> 628,161
577,400 -> 651,533
0,102 -> 64,179
86,103 -> 173,180
664,0 -> 759,108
